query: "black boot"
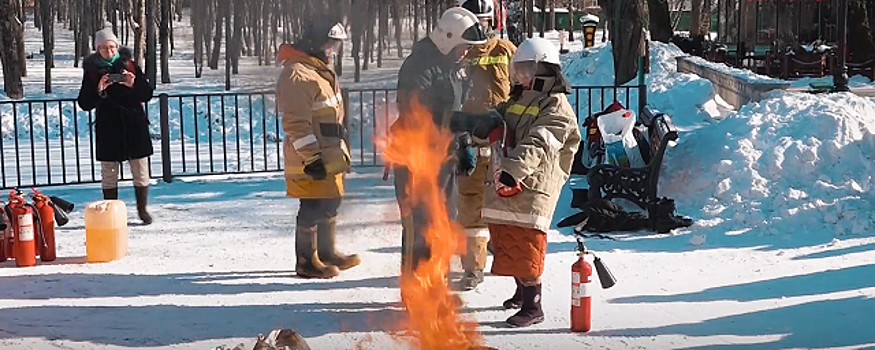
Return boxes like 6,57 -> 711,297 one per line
316,217 -> 361,271
502,279 -> 523,309
103,188 -> 118,200
296,225 -> 340,279
648,197 -> 693,233
134,186 -> 152,225
506,283 -> 544,327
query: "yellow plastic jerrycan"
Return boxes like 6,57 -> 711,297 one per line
84,200 -> 128,263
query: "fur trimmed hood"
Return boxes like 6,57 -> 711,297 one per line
83,47 -> 134,72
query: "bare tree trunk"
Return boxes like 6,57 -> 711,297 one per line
609,0 -> 644,85
425,0 -> 431,35
34,0 -> 42,29
413,0 -> 420,41
253,0 -> 262,65
849,0 -> 875,60
146,0 -> 157,86
11,0 -> 26,77
160,0 -> 170,83
231,0 -> 243,74
647,0 -> 673,42
262,0 -> 272,66
40,0 -> 54,93
548,0 -> 556,31
132,0 -> 146,68
0,0 -> 23,99
568,0 -> 575,41
209,0 -> 223,70
378,0 -> 387,67
168,0 -> 175,56
364,0 -> 374,70
223,0 -> 230,90
78,0 -> 91,63
352,0 -> 364,81
73,0 -> 81,67
689,0 -> 703,36
393,0 -> 402,58
538,0 -> 546,37
192,0 -> 204,77
700,0 -> 711,36
526,0 -> 534,38
109,0 -> 118,35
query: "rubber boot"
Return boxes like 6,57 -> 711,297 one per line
103,188 -> 119,200
506,283 -> 545,327
460,236 -> 488,291
134,186 -> 152,225
316,217 -> 361,271
502,278 -> 523,309
296,226 -> 340,279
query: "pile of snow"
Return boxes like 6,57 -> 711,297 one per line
662,91 -> 875,237
561,41 -> 733,129
557,39 -> 875,244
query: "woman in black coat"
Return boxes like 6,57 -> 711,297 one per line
77,28 -> 155,224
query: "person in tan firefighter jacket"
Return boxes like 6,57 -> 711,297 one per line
454,0 -> 518,292
449,37 -> 581,327
276,19 -> 360,279
391,7 -> 488,277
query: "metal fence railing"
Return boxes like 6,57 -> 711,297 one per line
0,84 -> 645,189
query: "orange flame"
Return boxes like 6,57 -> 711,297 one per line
376,97 -> 484,350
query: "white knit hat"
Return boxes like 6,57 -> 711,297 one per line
94,28 -> 119,48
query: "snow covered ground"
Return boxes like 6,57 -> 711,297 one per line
2,13 -> 875,350
2,169 -> 875,350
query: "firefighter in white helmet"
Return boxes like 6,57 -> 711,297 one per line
391,7 -> 487,278
276,18 -> 359,279
449,37 -> 581,327
453,0 -> 518,292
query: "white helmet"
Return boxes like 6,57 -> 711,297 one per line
328,23 -> 348,40
429,7 -> 488,55
512,37 -> 561,66
458,0 -> 494,19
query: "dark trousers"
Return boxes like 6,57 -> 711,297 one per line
394,161 -> 457,274
297,198 -> 342,229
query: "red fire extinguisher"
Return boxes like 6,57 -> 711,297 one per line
571,238 -> 617,332
31,189 -> 57,262
571,248 -> 594,332
9,189 -> 36,267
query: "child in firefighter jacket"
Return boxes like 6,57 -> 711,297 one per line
450,37 -> 581,327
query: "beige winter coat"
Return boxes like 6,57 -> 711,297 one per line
276,47 -> 350,198
481,77 -> 582,232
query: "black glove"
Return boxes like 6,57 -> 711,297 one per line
303,157 -> 327,180
449,110 -> 504,139
498,171 -> 517,187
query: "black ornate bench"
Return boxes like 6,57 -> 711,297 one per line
572,108 -> 679,210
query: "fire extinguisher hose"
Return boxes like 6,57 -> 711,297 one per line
0,203 -> 6,231
25,203 -> 48,252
